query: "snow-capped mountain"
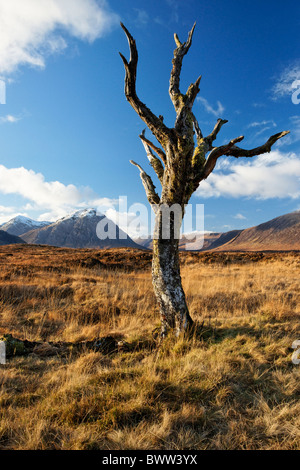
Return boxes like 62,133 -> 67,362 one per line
52,208 -> 100,225
1,210 -> 300,251
21,208 -> 141,249
0,216 -> 50,237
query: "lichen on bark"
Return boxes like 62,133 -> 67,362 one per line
119,22 -> 290,337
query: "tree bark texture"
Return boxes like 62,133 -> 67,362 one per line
119,22 -> 290,337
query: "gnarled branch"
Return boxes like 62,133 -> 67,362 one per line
130,160 -> 160,207
202,136 -> 245,180
202,130 -> 290,181
120,21 -> 292,338
186,75 -> 202,109
225,131 -> 290,158
205,119 -> 228,149
169,23 -> 196,111
191,113 -> 203,141
139,130 -> 167,164
140,130 -> 164,183
120,23 -> 172,148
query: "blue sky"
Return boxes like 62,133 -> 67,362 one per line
0,0 -> 299,236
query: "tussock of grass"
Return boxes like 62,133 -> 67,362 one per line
0,245 -> 299,449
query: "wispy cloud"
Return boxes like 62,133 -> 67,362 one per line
165,0 -> 179,23
197,97 -> 225,117
247,120 -> 277,139
0,205 -> 20,224
196,150 -> 300,199
0,114 -> 21,124
252,102 -> 266,108
0,0 -> 119,75
233,213 -> 246,220
247,120 -> 277,129
272,61 -> 300,100
133,9 -> 149,27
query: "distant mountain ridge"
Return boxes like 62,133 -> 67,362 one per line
1,210 -> 299,250
135,232 -> 225,251
206,230 -> 243,250
20,208 -> 141,249
134,211 -> 300,252
0,216 -> 50,237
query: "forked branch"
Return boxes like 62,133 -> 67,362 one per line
130,160 -> 160,206
139,130 -> 167,164
202,130 -> 290,180
225,131 -> 290,158
202,135 -> 245,180
186,75 -> 202,109
139,130 -> 164,183
120,23 -> 172,148
169,23 -> 196,110
192,113 -> 203,141
205,119 -> 228,148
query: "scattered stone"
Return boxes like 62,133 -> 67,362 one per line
0,333 -> 125,359
32,343 -> 60,357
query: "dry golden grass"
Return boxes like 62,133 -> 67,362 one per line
0,245 -> 299,450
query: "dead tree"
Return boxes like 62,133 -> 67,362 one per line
119,22 -> 289,337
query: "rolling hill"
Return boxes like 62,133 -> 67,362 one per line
134,211 -> 300,251
0,230 -> 25,246
211,211 -> 300,251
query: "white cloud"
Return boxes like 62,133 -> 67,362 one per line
0,205 -> 16,213
246,120 -> 277,139
247,120 -> 276,129
0,205 -> 20,224
0,0 -> 119,75
196,149 -> 300,199
197,97 -> 225,117
0,164 -> 116,221
0,212 -> 26,225
272,62 -> 300,100
233,213 -> 246,220
253,126 -> 275,138
0,114 -> 20,123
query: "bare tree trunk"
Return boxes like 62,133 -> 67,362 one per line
152,210 -> 193,337
119,22 -> 289,339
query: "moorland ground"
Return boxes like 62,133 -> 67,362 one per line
0,244 -> 299,450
